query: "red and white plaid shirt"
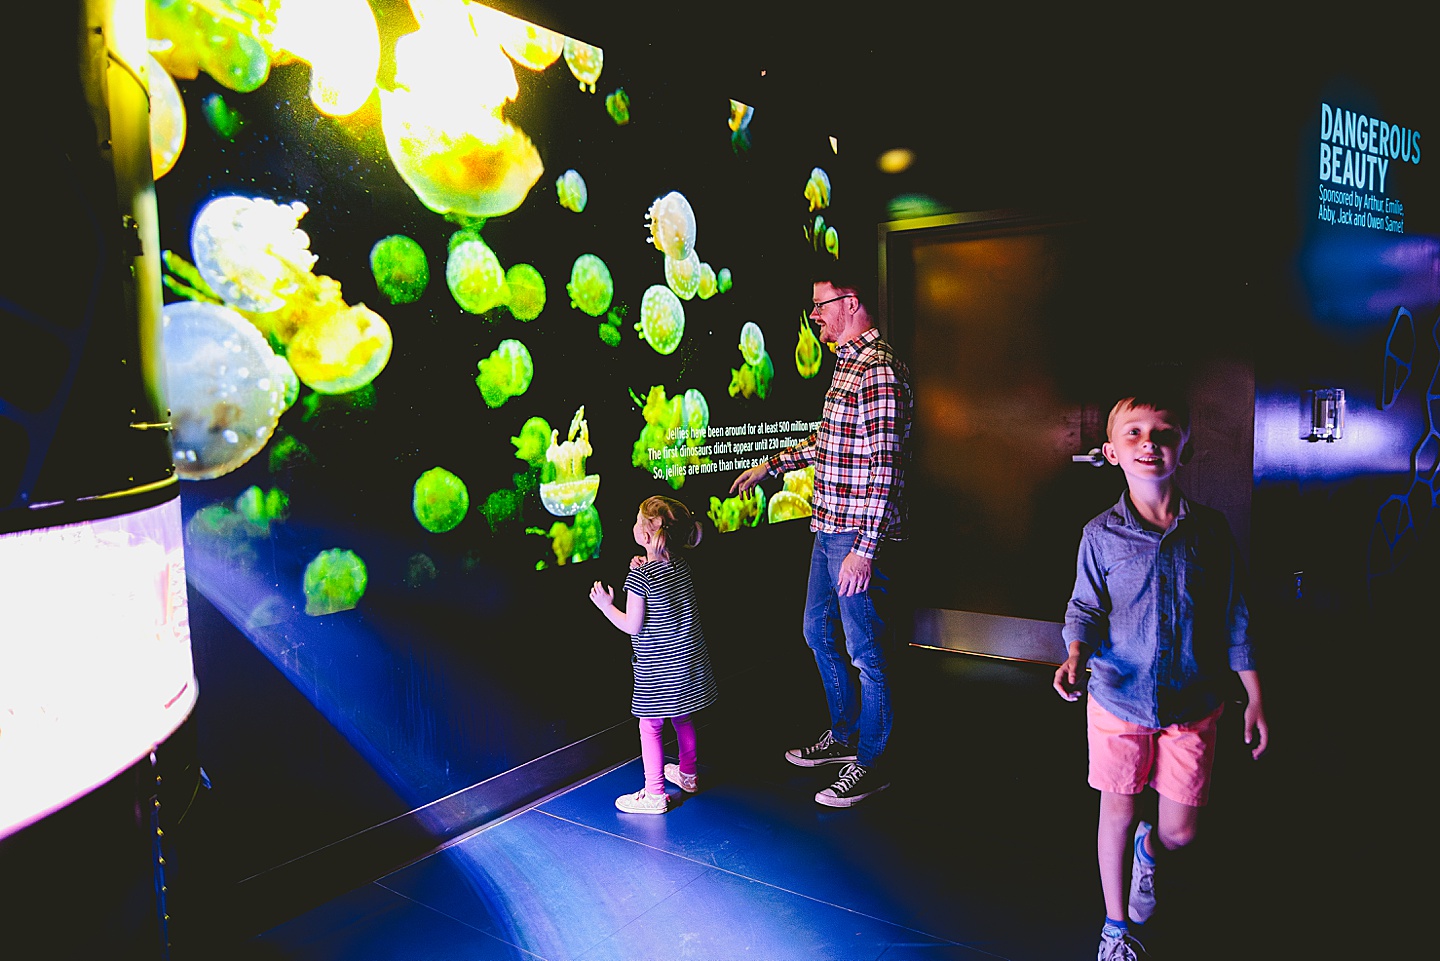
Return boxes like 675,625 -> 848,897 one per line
766,327 -> 912,558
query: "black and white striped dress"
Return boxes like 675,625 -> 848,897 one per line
622,556 -> 717,718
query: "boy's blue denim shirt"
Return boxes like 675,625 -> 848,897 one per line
1063,491 -> 1257,728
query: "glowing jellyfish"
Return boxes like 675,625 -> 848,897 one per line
598,320 -> 621,347
481,488 -> 523,532
563,37 -> 604,92
729,99 -> 754,153
504,264 -> 547,321
708,488 -> 765,533
540,407 -> 600,516
370,234 -> 430,305
738,322 -> 766,366
147,0 -> 269,92
191,195 -> 317,314
768,490 -> 813,524
379,11 -> 542,220
201,93 -> 245,140
236,486 -> 290,532
286,302 -> 393,394
606,87 -> 630,125
476,338 -> 534,408
546,505 -> 602,565
646,191 -> 696,261
147,55 -> 186,180
682,388 -> 709,440
805,167 -> 832,211
729,350 -> 774,400
796,313 -> 823,378
825,226 -> 840,258
413,466 -> 470,533
636,285 -> 685,355
268,0 -> 381,117
567,254 -> 613,317
447,235 -> 507,314
303,548 -> 368,616
556,169 -> 588,213
664,249 -> 702,300
717,267 -> 733,293
162,300 -> 288,480
697,263 -> 717,300
270,353 -> 300,411
511,416 -> 553,466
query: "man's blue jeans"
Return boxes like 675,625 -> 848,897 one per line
802,532 -> 900,769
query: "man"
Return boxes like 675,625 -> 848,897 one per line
730,270 -> 913,807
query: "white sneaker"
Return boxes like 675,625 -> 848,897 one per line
664,763 -> 698,793
1128,821 -> 1156,924
614,789 -> 668,814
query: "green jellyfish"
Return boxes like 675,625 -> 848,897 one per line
503,263 -> 546,321
717,267 -> 733,293
636,285 -> 685,355
236,485 -> 289,533
547,505 -> 602,565
664,249 -> 702,301
697,263 -> 718,300
413,466 -> 470,533
511,416 -> 553,467
645,191 -> 697,261
148,0 -> 270,93
606,87 -> 630,125
476,338 -> 534,408
370,234 -> 430,305
825,225 -> 840,258
682,388 -> 709,440
405,553 -> 438,588
303,548 -> 368,616
796,313 -> 823,379
540,407 -> 600,516
598,320 -> 622,347
201,93 -> 245,140
268,433 -> 315,473
556,169 -> 587,213
447,234 -> 507,314
729,350 -> 774,400
739,322 -> 766,366
805,167 -> 831,211
563,37 -> 604,92
481,488 -> 523,532
708,488 -> 766,533
729,99 -> 754,154
568,253 -> 614,317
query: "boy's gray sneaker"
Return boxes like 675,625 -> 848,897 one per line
785,730 -> 857,767
1128,821 -> 1156,924
814,762 -> 888,807
1097,927 -> 1148,961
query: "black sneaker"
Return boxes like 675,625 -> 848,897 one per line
815,762 -> 889,807
785,730 -> 858,767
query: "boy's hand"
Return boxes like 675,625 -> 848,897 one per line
1243,700 -> 1270,760
588,581 -> 614,610
629,554 -> 646,569
1053,654 -> 1085,701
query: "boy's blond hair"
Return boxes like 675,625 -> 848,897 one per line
1105,392 -> 1192,441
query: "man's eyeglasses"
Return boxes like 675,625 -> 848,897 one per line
810,294 -> 851,313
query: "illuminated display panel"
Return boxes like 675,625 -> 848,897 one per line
0,497 -> 195,840
146,0 -> 843,806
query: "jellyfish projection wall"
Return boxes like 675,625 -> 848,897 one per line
150,0 -> 837,829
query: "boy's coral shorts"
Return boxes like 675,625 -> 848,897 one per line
1087,696 -> 1223,807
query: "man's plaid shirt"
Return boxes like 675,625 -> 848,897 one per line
766,327 -> 913,558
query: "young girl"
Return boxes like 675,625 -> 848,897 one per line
589,495 -> 717,814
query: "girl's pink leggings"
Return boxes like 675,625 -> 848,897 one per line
639,714 -> 696,795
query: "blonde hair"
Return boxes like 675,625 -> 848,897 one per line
639,495 -> 702,561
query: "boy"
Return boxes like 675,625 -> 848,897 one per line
1053,393 -> 1268,961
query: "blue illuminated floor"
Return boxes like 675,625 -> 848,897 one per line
243,650 -> 1324,960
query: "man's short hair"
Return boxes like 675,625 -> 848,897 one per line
811,260 -> 875,311
1106,390 -> 1191,440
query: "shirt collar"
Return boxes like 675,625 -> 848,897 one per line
837,326 -> 881,356
1114,489 -> 1190,532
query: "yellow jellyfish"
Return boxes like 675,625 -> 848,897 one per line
805,167 -> 832,211
147,55 -> 186,180
825,225 -> 840,258
664,249 -> 702,301
190,195 -> 318,314
285,301 -> 393,394
563,36 -> 604,92
446,235 -> 507,314
739,322 -> 766,366
267,0 -> 381,117
379,4 -> 543,219
796,312 -> 823,379
697,262 -> 718,300
490,10 -> 566,71
646,191 -> 696,261
728,99 -> 754,133
540,406 -> 600,516
503,264 -> 547,321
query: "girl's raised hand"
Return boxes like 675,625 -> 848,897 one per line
629,554 -> 647,569
589,581 -> 614,610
